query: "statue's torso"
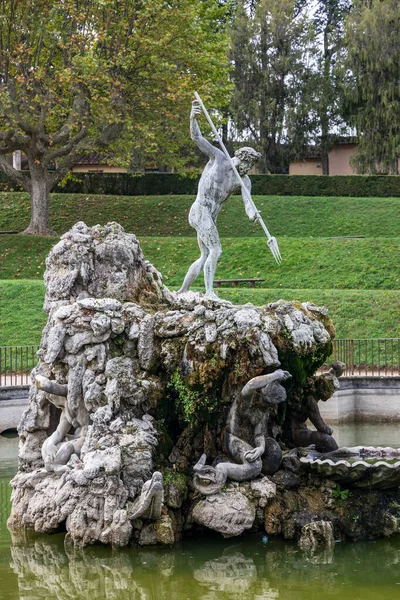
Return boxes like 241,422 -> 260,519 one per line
193,155 -> 242,220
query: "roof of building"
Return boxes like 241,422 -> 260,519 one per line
74,153 -> 112,165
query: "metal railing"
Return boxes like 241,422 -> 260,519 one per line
0,339 -> 399,387
328,338 -> 400,377
0,345 -> 39,387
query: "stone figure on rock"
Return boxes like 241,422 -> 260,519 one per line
35,374 -> 88,474
178,101 -> 261,300
193,369 -> 291,495
288,362 -> 345,453
127,471 -> 164,521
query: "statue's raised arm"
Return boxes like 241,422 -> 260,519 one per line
190,101 -> 222,159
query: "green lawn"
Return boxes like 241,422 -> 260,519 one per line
1,280 -> 399,346
0,280 -> 45,346
1,235 -> 399,290
0,191 -> 399,346
2,192 -> 400,237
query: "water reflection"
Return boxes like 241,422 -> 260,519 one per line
6,532 -> 400,600
3,434 -> 400,600
193,550 -> 277,598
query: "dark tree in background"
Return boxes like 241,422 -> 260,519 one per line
312,0 -> 351,174
229,0 -> 318,174
342,0 -> 400,174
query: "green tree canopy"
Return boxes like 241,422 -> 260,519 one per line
343,0 -> 400,174
0,0 -> 231,234
311,0 -> 351,174
229,0 -> 318,174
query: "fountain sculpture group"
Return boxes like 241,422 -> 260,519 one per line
8,221 -> 400,548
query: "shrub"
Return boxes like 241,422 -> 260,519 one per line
3,171 -> 400,196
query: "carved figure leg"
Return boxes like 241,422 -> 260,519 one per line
261,437 -> 282,475
178,234 -> 209,293
201,221 -> 222,299
293,428 -> 338,453
193,432 -> 264,495
42,412 -> 71,469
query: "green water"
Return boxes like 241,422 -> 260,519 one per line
1,436 -> 400,600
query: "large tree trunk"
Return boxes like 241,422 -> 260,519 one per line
23,163 -> 57,236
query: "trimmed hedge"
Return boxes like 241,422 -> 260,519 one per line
3,171 -> 400,196
54,173 -> 400,197
56,172 -> 200,195
250,174 -> 400,197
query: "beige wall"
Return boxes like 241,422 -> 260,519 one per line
289,159 -> 322,175
71,165 -> 128,173
328,144 -> 357,175
289,144 -> 359,176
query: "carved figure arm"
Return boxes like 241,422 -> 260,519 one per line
244,418 -> 266,462
35,374 -> 67,397
241,369 -> 291,399
307,396 -> 333,435
190,101 -> 223,159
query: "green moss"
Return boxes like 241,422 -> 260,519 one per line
168,369 -> 200,424
279,342 -> 332,388
163,471 -> 188,493
107,336 -> 126,358
167,369 -> 219,426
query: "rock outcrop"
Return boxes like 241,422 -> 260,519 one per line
10,221 -> 396,547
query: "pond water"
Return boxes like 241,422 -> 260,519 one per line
332,422 -> 400,449
1,434 -> 400,600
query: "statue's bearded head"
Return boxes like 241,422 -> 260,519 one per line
234,147 -> 261,175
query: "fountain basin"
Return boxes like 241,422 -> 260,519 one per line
300,446 -> 400,489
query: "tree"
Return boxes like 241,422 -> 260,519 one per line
342,0 -> 400,173
229,0 -> 318,173
311,0 -> 351,174
0,0 -> 231,234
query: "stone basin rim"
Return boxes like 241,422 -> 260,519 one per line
300,445 -> 400,469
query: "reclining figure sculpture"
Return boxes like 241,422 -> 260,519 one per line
36,375 -> 88,474
193,369 -> 291,495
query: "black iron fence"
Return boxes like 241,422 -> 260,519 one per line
326,338 -> 400,376
0,339 -> 399,387
0,345 -> 39,387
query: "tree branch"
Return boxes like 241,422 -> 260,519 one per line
0,155 -> 30,190
48,144 -> 88,189
243,114 -> 260,144
45,127 -> 89,165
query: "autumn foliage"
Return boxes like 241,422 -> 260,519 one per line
0,0 -> 231,234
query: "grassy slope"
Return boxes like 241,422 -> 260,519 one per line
2,281 -> 399,346
1,192 -> 400,237
0,192 -> 399,345
0,280 -> 45,346
1,235 -> 399,290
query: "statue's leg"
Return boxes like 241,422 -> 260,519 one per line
261,437 -> 282,475
200,220 -> 221,298
292,428 -> 338,453
177,234 -> 209,293
311,432 -> 338,453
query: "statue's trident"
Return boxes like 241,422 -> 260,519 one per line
194,92 -> 282,265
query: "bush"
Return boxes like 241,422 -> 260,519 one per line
3,171 -> 400,196
250,174 -> 400,197
56,173 -> 200,195
56,173 -> 400,197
